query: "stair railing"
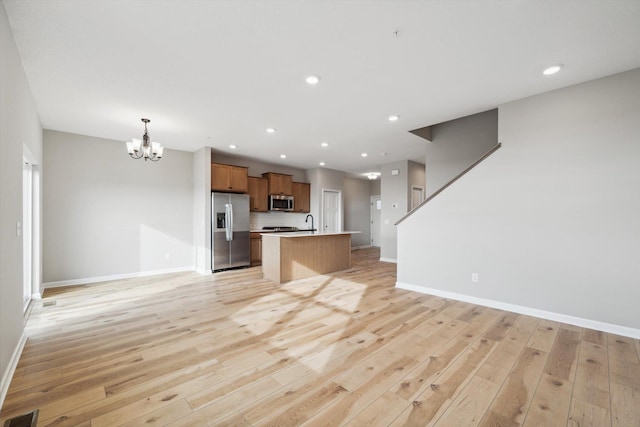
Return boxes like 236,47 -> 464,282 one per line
396,142 -> 502,225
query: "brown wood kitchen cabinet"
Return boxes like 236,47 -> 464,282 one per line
250,232 -> 263,266
262,172 -> 292,195
248,176 -> 268,212
211,163 -> 248,193
292,182 -> 310,213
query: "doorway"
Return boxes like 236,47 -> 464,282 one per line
321,189 -> 341,233
411,185 -> 424,210
370,195 -> 381,247
23,159 -> 33,311
22,153 -> 41,311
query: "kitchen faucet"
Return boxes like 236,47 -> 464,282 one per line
305,214 -> 314,233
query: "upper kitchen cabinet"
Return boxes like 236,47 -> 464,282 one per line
262,172 -> 292,196
248,176 -> 268,212
211,163 -> 249,193
292,182 -> 310,213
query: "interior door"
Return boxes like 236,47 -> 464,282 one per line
411,186 -> 424,210
322,189 -> 341,233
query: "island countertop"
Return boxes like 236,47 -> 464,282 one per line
261,231 -> 359,283
261,231 -> 360,238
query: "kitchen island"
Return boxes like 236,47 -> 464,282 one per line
261,231 -> 360,283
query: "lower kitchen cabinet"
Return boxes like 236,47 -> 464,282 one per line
250,232 -> 262,266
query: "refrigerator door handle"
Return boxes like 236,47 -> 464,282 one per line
225,204 -> 231,241
228,203 -> 234,241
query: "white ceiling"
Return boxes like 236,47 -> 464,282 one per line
5,0 -> 640,178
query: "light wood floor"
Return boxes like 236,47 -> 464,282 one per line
2,247 -> 639,426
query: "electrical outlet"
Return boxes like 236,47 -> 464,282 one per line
471,273 -> 479,283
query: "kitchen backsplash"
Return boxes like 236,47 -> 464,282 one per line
250,212 -> 312,230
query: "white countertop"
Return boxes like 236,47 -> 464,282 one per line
261,231 -> 360,238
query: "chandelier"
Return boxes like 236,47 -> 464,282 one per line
126,118 -> 163,161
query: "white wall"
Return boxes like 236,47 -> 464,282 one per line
398,69 -> 640,334
343,177 -> 372,246
370,178 -> 381,196
425,109 -> 498,197
380,160 -> 409,261
0,1 -> 43,403
43,130 -> 194,284
193,147 -> 211,273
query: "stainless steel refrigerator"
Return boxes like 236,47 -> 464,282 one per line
211,192 -> 250,271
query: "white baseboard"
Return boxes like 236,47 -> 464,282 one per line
379,257 -> 397,263
195,268 -> 213,275
0,331 -> 27,411
396,281 -> 640,339
43,266 -> 195,289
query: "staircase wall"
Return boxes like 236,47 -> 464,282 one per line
397,68 -> 640,334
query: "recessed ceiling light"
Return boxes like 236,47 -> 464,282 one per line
319,161 -> 325,166
266,127 -> 276,134
320,142 -> 329,147
280,154 -> 286,159
361,153 -> 368,157
306,75 -> 320,85
542,64 -> 563,75
381,152 -> 388,157
388,115 -> 399,122
229,144 -> 237,149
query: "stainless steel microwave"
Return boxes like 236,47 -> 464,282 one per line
269,195 -> 294,211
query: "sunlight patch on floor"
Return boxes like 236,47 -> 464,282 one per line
230,276 -> 367,373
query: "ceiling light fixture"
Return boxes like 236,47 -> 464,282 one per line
388,115 -> 399,122
266,127 -> 276,134
542,64 -> 563,75
366,172 -> 381,180
126,118 -> 163,162
321,142 -> 329,147
306,75 -> 320,85
361,153 -> 368,157
229,144 -> 237,149
319,161 -> 325,166
280,154 -> 287,159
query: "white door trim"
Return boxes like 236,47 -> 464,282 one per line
370,195 -> 381,246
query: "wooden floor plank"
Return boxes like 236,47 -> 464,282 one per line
573,339 -> 610,410
389,338 -> 497,426
568,398 -> 611,427
522,373 -> 574,427
478,346 -> 549,427
343,391 -> 410,427
1,247 -> 638,427
608,334 -> 640,427
432,376 -> 500,427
